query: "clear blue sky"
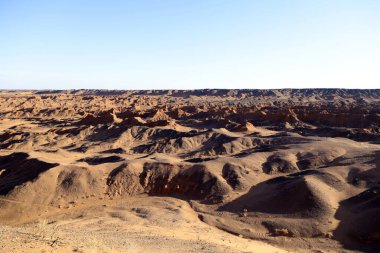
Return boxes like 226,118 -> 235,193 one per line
0,0 -> 379,89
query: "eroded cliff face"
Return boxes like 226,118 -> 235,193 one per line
2,89 -> 380,131
1,89 -> 380,252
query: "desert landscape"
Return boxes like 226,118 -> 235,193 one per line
0,89 -> 380,253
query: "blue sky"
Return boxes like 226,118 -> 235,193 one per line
0,0 -> 379,89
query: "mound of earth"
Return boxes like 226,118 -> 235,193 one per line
107,162 -> 231,201
0,152 -> 58,195
335,185 -> 380,250
222,170 -> 344,217
262,153 -> 299,174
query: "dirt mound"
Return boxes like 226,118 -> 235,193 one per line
296,148 -> 346,170
53,166 -> 101,201
107,162 -> 231,201
77,110 -> 121,125
107,163 -> 145,196
222,163 -> 248,190
262,153 -> 299,174
336,185 -> 380,247
170,108 -> 189,119
213,169 -> 349,239
150,109 -> 172,122
347,151 -> 380,187
0,164 -> 103,225
0,153 -> 58,195
222,170 -> 344,217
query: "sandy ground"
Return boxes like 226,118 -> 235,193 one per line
0,196 -> 287,253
